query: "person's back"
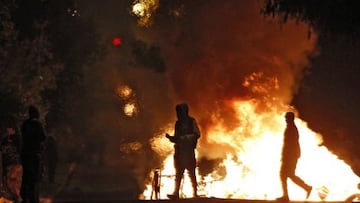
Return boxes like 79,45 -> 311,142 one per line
20,105 -> 46,203
174,118 -> 198,150
282,120 -> 300,161
21,118 -> 45,157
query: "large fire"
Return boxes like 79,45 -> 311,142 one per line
128,0 -> 360,201
141,95 -> 360,201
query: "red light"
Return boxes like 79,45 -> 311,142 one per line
112,37 -> 122,46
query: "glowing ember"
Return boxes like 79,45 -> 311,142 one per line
40,197 -> 53,203
131,0 -> 159,27
120,141 -> 142,153
243,72 -> 279,94
116,85 -> 133,100
123,102 -> 138,117
142,99 -> 360,201
0,196 -> 12,202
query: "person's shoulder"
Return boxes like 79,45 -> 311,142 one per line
189,116 -> 197,122
30,118 -> 43,124
22,118 -> 43,126
21,118 -> 31,126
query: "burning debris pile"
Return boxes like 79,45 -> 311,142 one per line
142,100 -> 360,201
128,0 -> 360,201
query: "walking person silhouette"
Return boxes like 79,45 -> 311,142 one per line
277,112 -> 312,202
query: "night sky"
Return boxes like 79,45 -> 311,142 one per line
74,0 -> 360,193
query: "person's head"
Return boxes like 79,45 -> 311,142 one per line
285,111 -> 295,123
6,127 -> 15,136
2,115 -> 17,135
176,103 -> 189,120
5,128 -> 15,142
28,105 -> 40,119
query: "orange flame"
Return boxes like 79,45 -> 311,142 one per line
142,98 -> 360,201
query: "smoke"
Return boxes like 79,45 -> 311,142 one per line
134,0 -> 318,156
77,0 -> 318,194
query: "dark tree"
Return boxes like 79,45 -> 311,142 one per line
262,0 -> 360,38
1,0 -> 104,143
0,0 -> 62,125
38,0 -> 105,134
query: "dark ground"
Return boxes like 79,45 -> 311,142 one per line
38,161 -> 141,203
1,156 -> 358,203
49,198 -> 352,203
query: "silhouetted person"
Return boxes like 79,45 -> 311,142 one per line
151,169 -> 160,200
277,112 -> 312,202
1,127 -> 20,185
166,103 -> 200,199
44,134 -> 58,183
0,122 -> 22,202
20,106 -> 46,203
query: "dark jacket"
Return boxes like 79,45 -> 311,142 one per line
21,118 -> 46,157
282,122 -> 301,162
168,104 -> 200,158
0,134 -> 21,166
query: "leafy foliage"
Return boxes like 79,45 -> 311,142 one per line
0,0 -> 63,126
0,0 -> 104,135
262,0 -> 360,38
42,1 -> 105,133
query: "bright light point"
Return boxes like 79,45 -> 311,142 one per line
124,102 -> 138,117
116,85 -> 132,100
131,0 -> 159,27
112,37 -> 122,46
132,3 -> 145,17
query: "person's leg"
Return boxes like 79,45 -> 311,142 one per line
173,166 -> 185,196
188,167 -> 198,197
20,166 -> 30,203
14,164 -> 23,202
289,175 -> 312,198
27,181 -> 37,203
290,159 -> 312,199
3,163 -> 8,190
277,162 -> 290,202
280,171 -> 288,198
168,158 -> 184,199
26,156 -> 41,203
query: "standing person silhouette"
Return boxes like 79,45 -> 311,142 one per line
20,106 -> 46,203
0,118 -> 22,202
166,103 -> 200,200
277,112 -> 312,202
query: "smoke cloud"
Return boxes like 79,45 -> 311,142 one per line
77,0 -> 318,193
135,0 -> 318,153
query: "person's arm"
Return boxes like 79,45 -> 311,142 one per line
192,119 -> 200,139
166,121 -> 180,143
166,133 -> 177,143
39,123 -> 46,143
